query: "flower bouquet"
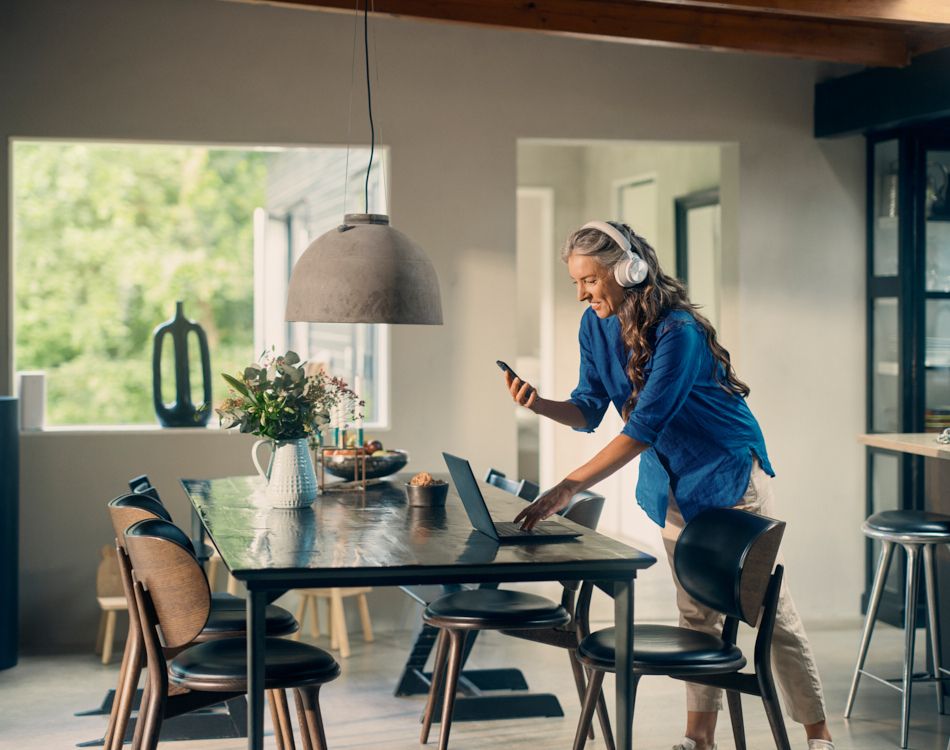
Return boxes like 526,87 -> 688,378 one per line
216,350 -> 360,507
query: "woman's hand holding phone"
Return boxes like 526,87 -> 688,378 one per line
497,360 -> 538,411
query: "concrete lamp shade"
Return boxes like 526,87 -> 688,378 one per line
285,213 -> 443,325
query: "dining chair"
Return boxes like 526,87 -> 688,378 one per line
95,543 -> 127,665
484,468 -> 540,501
572,508 -> 789,750
124,517 -> 340,750
292,587 -> 375,658
128,475 -> 237,594
420,490 -> 613,750
103,493 -> 299,750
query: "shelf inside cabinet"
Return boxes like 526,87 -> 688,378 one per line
877,361 -> 900,376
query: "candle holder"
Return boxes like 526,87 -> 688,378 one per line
318,429 -> 368,494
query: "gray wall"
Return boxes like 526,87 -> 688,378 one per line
2,0 -> 864,650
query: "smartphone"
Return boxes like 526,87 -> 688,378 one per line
496,360 -> 520,381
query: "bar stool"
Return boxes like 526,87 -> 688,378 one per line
844,509 -> 950,748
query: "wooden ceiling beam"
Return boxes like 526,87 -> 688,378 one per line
640,1 -> 950,26
245,0 -> 912,67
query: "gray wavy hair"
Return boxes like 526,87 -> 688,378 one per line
560,222 -> 651,270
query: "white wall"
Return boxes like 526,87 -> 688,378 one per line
1,0 -> 865,649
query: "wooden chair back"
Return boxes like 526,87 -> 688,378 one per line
108,493 -> 172,550
124,518 -> 211,649
674,508 -> 785,626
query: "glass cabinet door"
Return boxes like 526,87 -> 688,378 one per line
924,148 -> 950,433
874,139 -> 900,277
870,138 -> 901,434
873,298 -> 900,432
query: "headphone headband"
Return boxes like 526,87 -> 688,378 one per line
580,221 -> 632,254
578,220 -> 648,287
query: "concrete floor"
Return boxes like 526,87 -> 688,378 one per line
2,580 -> 949,750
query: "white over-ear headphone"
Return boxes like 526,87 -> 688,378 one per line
580,221 -> 649,287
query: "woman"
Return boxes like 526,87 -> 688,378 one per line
509,221 -> 833,750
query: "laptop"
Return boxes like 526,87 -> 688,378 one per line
442,452 -> 581,544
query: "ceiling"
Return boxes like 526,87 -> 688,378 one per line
240,0 -> 950,68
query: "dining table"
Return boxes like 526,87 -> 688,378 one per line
182,472 -> 656,750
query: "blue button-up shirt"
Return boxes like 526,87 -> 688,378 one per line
568,307 -> 773,526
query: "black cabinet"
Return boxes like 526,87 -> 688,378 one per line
866,125 -> 950,625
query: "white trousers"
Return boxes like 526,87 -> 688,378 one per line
660,461 -> 828,725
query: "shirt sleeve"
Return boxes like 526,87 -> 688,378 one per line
567,319 -> 611,433
622,319 -> 703,445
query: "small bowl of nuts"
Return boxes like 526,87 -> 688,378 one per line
405,472 -> 449,507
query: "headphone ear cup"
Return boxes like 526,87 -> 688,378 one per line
614,255 -> 648,286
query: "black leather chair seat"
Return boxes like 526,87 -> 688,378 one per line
866,510 -> 950,537
424,589 -> 570,630
170,637 -> 340,691
578,625 -> 746,676
198,595 -> 298,638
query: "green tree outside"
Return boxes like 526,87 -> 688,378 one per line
13,141 -> 267,425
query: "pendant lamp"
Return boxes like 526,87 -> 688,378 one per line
285,213 -> 442,324
285,5 -> 442,325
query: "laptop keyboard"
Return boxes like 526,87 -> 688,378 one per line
494,521 -> 571,537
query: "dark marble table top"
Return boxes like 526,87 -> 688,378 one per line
181,473 -> 655,590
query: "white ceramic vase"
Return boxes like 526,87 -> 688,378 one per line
251,437 -> 318,508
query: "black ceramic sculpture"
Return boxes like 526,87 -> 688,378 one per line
152,301 -> 212,427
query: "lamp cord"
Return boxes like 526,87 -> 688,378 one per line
342,0 -> 360,220
364,0 -> 375,214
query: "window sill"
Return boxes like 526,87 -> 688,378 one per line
19,425 -> 233,437
19,425 -> 390,437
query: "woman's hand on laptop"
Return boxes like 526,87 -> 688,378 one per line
514,480 -> 579,531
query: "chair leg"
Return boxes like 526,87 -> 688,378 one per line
436,630 -> 466,750
923,544 -> 945,714
726,690 -> 746,750
845,540 -> 895,717
357,593 -> 374,643
293,688 -> 314,750
330,590 -> 350,658
107,633 -> 143,750
901,544 -> 921,749
273,688 -> 297,750
131,679 -> 149,750
102,626 -> 131,748
757,657 -> 791,750
421,629 -> 450,744
594,675 -> 615,750
95,611 -> 107,655
567,651 -> 595,740
269,690 -> 287,750
296,686 -> 329,750
329,594 -> 339,650
573,670 -> 614,750
309,595 -> 321,639
102,610 -> 117,665
293,595 -> 308,642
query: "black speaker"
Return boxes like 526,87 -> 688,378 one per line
0,397 -> 18,670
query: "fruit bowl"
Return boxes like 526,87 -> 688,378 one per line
322,448 -> 409,480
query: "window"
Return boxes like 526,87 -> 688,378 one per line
12,140 -> 389,427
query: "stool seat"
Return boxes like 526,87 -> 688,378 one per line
170,636 -> 340,691
863,510 -> 950,540
578,625 -> 747,676
423,589 -> 569,630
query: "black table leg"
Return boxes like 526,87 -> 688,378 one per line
247,588 -> 266,750
614,577 -> 635,750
